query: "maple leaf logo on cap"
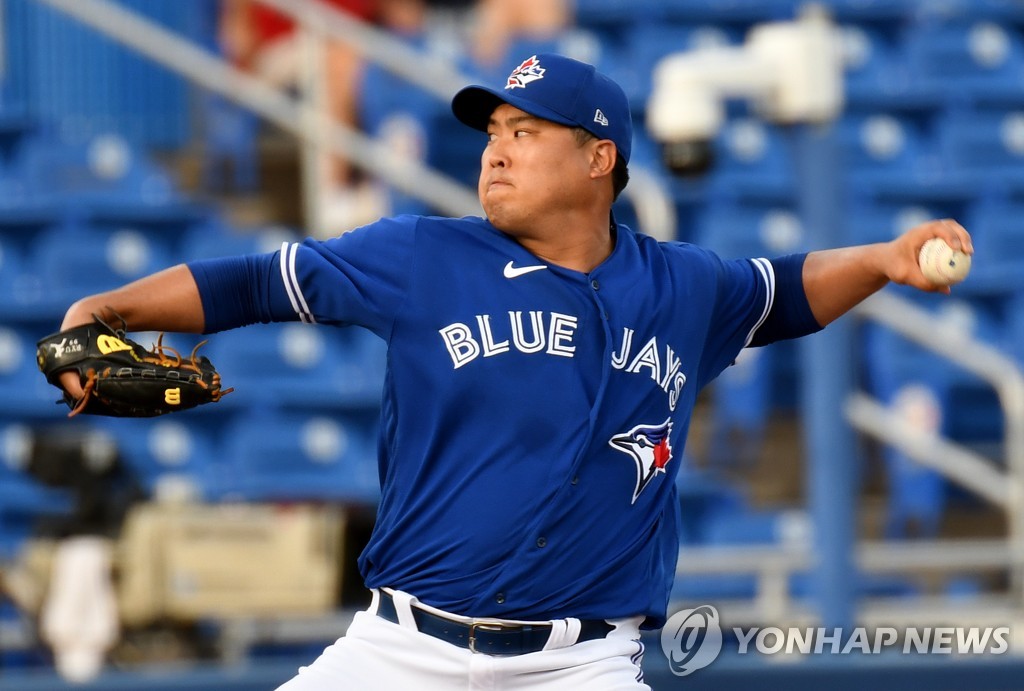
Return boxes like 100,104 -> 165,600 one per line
505,55 -> 546,90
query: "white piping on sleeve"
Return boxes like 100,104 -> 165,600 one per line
744,257 -> 775,347
280,242 -> 315,324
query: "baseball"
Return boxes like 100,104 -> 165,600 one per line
918,237 -> 971,286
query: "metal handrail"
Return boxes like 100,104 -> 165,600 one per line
35,0 -> 481,219
848,290 -> 1024,601
673,290 -> 1024,624
34,0 -> 678,242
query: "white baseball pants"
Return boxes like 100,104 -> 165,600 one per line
276,589 -> 650,690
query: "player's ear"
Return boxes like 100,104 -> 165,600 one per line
589,140 -> 617,180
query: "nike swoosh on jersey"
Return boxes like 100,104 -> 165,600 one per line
503,261 -> 548,278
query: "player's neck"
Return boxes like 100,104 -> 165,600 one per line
517,218 -> 615,274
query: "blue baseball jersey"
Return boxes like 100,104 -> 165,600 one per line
192,214 -> 801,628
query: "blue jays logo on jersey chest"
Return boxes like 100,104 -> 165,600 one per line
609,419 -> 673,504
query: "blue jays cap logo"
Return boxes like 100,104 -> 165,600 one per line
609,419 -> 674,504
505,55 -> 546,90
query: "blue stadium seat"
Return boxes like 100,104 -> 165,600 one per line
706,347 -> 773,471
1006,292 -> 1024,367
30,222 -> 174,314
863,298 -> 1006,537
624,23 -> 741,114
95,417 -> 217,500
179,219 -> 296,261
10,133 -> 190,216
707,117 -> 795,198
573,0 -> 658,27
905,20 -> 1024,103
696,201 -> 807,259
204,322 -> 383,410
200,93 -> 260,194
0,421 -> 73,559
674,464 -> 748,546
839,23 -> 940,109
960,198 -> 1024,293
843,199 -> 963,246
938,108 -> 1024,190
0,240 -> 40,320
216,410 -> 380,504
0,325 -> 66,418
837,113 -> 929,183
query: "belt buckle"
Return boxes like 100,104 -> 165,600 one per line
468,621 -> 515,654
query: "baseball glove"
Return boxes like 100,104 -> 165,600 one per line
36,315 -> 233,418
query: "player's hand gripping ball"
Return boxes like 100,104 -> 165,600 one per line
918,237 -> 971,287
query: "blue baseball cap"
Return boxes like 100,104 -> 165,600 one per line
452,53 -> 633,164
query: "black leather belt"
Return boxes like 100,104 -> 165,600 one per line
375,590 -> 615,656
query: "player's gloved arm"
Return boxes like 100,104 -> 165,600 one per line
57,264 -> 207,399
801,218 -> 973,327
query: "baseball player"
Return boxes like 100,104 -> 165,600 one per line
56,54 -> 972,689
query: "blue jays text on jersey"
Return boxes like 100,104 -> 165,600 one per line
439,314 -> 689,411
187,213 -> 812,629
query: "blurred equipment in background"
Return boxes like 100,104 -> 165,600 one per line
118,502 -> 344,626
646,6 -> 843,176
20,427 -> 143,682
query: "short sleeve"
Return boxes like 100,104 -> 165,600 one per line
696,254 -> 775,389
280,215 -> 417,338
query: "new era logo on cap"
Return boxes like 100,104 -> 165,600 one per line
451,53 -> 633,164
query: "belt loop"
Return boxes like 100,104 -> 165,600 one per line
369,589 -> 381,615
389,589 -> 419,631
542,618 -> 582,651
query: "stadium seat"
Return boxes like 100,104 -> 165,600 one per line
626,22 -> 740,114
843,199 -> 963,246
200,93 -> 260,194
938,108 -> 1024,190
216,410 -> 380,504
10,133 -> 191,217
696,200 -> 806,259
94,417 -> 216,501
179,219 -> 296,261
0,421 -> 73,559
203,322 -> 384,410
960,198 -> 1024,293
706,347 -> 773,471
905,20 -> 1024,103
573,0 -> 658,27
707,116 -> 795,198
30,223 -> 174,315
862,298 -> 1006,536
0,325 -> 66,418
838,23 -> 940,109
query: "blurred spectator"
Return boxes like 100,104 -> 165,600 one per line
380,0 -> 570,67
218,0 -> 385,232
218,0 -> 571,233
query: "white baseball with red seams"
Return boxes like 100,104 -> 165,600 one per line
918,237 -> 971,286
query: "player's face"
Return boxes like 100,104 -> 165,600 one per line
480,104 -> 596,236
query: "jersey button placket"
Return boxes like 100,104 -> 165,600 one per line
495,592 -> 506,604
536,537 -> 547,548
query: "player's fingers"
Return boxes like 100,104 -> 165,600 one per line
59,370 -> 84,400
935,218 -> 973,254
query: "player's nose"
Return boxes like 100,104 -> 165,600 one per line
483,139 -> 509,168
